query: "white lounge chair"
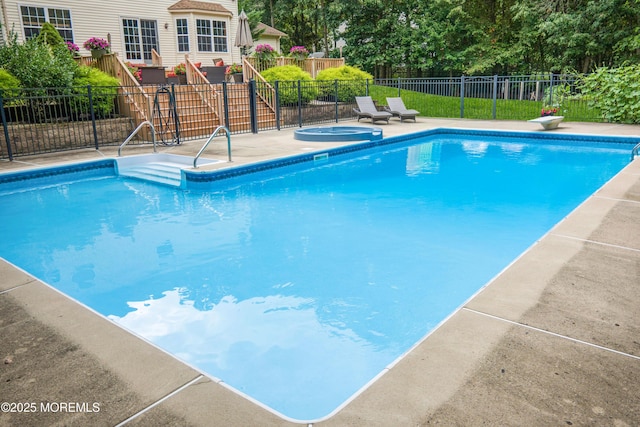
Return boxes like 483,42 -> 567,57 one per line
384,97 -> 420,122
353,96 -> 392,124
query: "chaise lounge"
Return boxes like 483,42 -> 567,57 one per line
384,97 -> 420,122
354,96 -> 392,124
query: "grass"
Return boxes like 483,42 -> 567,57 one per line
368,85 -> 603,123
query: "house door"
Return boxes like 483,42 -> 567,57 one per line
122,18 -> 159,63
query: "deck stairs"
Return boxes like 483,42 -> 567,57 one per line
142,83 -> 276,139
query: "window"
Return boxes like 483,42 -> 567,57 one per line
47,8 -> 73,41
122,18 -> 159,62
20,5 -> 74,42
176,18 -> 189,52
212,21 -> 227,52
196,18 -> 227,53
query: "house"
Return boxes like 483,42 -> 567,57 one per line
0,0 -> 285,68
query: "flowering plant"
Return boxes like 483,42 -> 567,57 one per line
255,44 -> 274,55
66,41 -> 80,56
225,63 -> 243,74
541,107 -> 558,116
83,37 -> 110,51
167,72 -> 177,78
173,63 -> 186,75
255,44 -> 276,61
289,45 -> 309,59
126,62 -> 142,83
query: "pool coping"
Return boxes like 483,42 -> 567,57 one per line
1,119 -> 639,426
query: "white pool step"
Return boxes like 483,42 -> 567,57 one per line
115,154 -> 221,187
118,162 -> 183,186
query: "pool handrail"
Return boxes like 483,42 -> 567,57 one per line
194,125 -> 232,168
632,141 -> 640,161
118,121 -> 156,157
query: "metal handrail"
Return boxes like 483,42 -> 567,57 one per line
118,121 -> 156,156
631,141 -> 640,161
193,125 -> 232,168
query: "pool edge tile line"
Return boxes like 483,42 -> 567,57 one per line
114,375 -> 204,426
462,308 -> 640,361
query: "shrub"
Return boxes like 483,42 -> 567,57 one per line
0,69 -> 21,94
580,65 -> 640,123
71,66 -> 120,117
0,34 -> 78,92
261,65 -> 318,105
315,65 -> 373,102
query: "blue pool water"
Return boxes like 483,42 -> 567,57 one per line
0,130 -> 635,421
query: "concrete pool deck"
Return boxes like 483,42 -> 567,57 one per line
1,118 -> 639,426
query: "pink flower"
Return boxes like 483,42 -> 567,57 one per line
83,37 -> 110,51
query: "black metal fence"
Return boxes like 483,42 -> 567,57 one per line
0,74 -> 601,160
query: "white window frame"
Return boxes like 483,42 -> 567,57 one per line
19,4 -> 74,42
195,18 -> 228,53
175,18 -> 189,53
121,17 -> 159,62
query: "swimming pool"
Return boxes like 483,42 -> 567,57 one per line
0,129 -> 636,422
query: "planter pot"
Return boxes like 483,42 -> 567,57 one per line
231,73 -> 243,83
91,49 -> 107,59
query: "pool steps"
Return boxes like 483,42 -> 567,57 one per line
117,162 -> 183,186
115,153 -> 221,187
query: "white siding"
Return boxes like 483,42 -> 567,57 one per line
2,0 -> 245,68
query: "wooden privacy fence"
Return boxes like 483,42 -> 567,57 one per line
244,57 -> 345,78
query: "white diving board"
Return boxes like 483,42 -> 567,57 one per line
528,116 -> 564,130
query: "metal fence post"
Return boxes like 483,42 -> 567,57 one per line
398,77 -> 402,97
334,80 -> 339,123
297,80 -> 303,127
275,80 -> 281,131
0,91 -> 13,161
248,79 -> 258,134
222,81 -> 230,129
492,75 -> 498,119
366,79 -> 370,96
170,83 -> 180,144
460,75 -> 465,118
87,85 -> 99,149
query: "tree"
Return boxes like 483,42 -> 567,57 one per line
35,22 -> 65,48
240,0 -> 640,77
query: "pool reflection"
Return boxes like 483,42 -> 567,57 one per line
108,288 -> 397,420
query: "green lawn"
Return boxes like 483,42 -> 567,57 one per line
368,85 -> 602,122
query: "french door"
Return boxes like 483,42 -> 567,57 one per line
122,18 -> 159,62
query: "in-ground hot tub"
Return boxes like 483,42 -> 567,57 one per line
294,126 -> 383,142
